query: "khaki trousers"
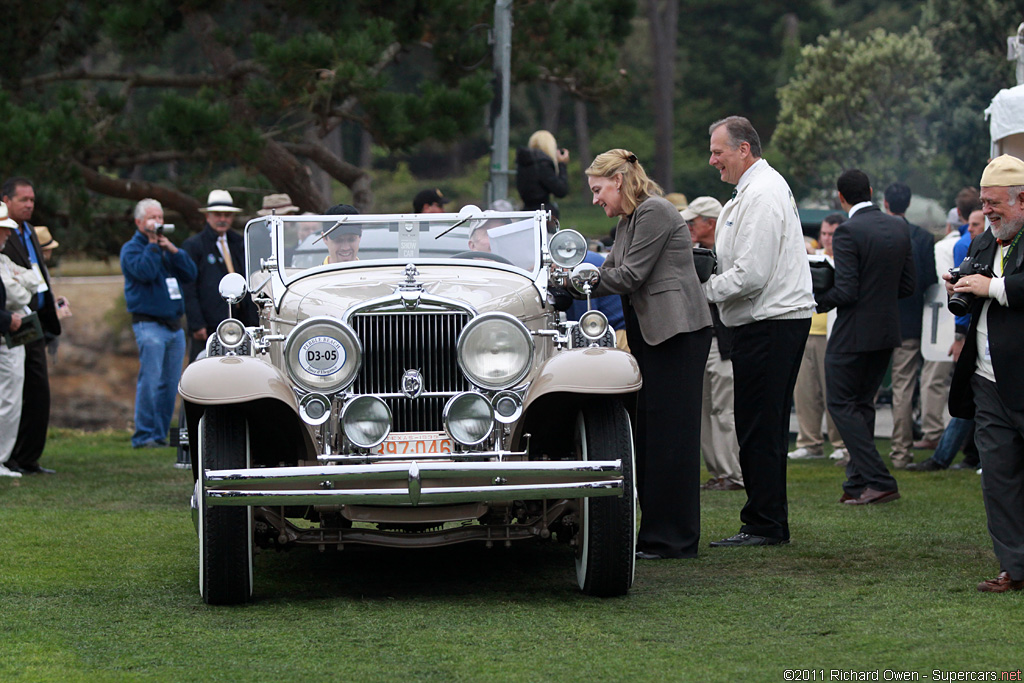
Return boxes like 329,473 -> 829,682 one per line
919,359 -> 952,441
890,338 -> 922,459
700,336 -> 742,485
793,334 -> 844,451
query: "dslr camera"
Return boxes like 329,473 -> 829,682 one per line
947,256 -> 994,316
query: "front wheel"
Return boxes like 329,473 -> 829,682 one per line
574,398 -> 636,597
198,407 -> 253,605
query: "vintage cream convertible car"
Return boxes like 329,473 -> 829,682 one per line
178,207 -> 641,604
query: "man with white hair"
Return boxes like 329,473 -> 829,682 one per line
947,155 -> 1024,592
121,198 -> 197,449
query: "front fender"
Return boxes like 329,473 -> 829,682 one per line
179,355 -> 298,409
523,348 -> 642,410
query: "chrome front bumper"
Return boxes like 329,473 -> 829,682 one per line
202,460 -> 623,507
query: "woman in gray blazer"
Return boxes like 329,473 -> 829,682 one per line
586,149 -> 713,559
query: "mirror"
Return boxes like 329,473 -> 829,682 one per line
219,272 -> 248,304
569,263 -> 601,294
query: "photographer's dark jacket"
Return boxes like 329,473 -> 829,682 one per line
949,229 -> 1024,417
515,148 -> 569,217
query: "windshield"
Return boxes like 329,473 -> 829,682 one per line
243,211 -> 544,287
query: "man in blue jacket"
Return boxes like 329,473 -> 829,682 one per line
120,199 -> 197,449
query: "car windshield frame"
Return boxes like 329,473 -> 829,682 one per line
243,210 -> 546,289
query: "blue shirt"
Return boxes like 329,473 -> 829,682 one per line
120,231 -> 198,321
952,223 -> 972,331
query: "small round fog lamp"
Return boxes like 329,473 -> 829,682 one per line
216,319 -> 246,349
299,393 -> 332,426
578,310 -> 609,341
491,391 -> 522,424
444,393 -> 494,446
341,396 -> 391,449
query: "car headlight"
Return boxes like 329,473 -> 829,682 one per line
216,318 -> 246,349
341,396 -> 391,449
578,310 -> 609,341
457,312 -> 534,390
284,317 -> 362,394
548,229 -> 587,268
444,392 -> 494,446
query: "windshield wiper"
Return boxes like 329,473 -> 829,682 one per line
314,216 -> 351,245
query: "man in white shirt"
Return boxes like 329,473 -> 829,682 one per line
703,116 -> 815,547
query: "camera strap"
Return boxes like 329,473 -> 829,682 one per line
1000,228 -> 1023,272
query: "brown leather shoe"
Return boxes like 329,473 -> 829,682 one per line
913,439 -> 939,450
977,571 -> 1024,593
713,479 -> 744,491
843,487 -> 901,505
700,477 -> 721,490
838,492 -> 856,503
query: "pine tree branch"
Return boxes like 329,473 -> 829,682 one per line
279,141 -> 373,211
72,161 -> 206,229
20,62 -> 261,89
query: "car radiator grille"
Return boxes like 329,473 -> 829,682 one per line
350,311 -> 472,432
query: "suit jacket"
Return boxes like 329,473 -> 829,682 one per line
897,218 -> 938,341
816,205 -> 915,353
949,229 -> 1024,417
1,220 -> 60,337
0,278 -> 11,334
593,195 -> 712,346
181,225 -> 257,333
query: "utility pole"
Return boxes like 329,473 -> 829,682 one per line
486,0 -> 513,207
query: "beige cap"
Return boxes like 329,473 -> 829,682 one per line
680,196 -> 723,221
664,192 -> 688,210
0,202 -> 17,229
256,193 -> 300,216
980,154 -> 1024,187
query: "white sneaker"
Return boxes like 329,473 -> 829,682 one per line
788,447 -> 825,460
830,448 -> 848,460
0,464 -> 22,478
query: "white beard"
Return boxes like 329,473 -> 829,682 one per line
992,216 -> 1024,242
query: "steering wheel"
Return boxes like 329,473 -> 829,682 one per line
451,251 -> 515,265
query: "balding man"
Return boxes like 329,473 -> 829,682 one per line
947,155 -> 1024,593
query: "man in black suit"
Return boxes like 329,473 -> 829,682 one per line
182,189 -> 257,362
1,177 -> 61,475
816,170 -> 915,505
947,155 -> 1024,593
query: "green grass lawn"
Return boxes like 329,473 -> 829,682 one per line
1,430 -> 1020,682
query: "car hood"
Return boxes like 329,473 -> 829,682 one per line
277,265 -> 543,322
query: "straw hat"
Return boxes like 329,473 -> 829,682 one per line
256,193 -> 300,216
199,189 -> 243,213
34,226 -> 59,249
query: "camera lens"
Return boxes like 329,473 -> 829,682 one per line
948,293 -> 973,317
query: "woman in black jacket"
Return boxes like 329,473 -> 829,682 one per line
516,130 -> 569,220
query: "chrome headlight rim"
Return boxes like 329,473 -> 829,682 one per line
216,318 -> 247,349
299,393 -> 332,426
456,312 -> 534,391
548,229 -> 588,269
578,309 -> 610,341
443,392 -> 495,446
283,316 -> 362,394
340,395 -> 392,449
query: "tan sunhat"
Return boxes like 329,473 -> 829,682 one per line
34,225 -> 59,249
199,189 -> 243,213
664,192 -> 689,211
980,154 -> 1024,187
257,193 -> 300,216
680,196 -> 723,221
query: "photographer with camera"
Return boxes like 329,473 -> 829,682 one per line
947,155 -> 1024,593
120,198 -> 197,449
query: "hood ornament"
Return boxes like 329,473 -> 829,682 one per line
399,263 -> 423,308
401,369 -> 424,399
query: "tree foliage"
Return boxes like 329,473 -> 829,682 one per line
1,0 -> 632,258
773,28 -> 941,192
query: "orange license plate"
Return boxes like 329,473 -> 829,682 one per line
372,432 -> 452,455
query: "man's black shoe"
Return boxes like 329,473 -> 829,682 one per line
906,459 -> 944,472
635,550 -> 665,560
951,461 -> 980,470
5,462 -> 25,474
20,464 -> 56,475
709,532 -> 789,547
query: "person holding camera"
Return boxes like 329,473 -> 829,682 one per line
816,170 -> 915,506
182,190 -> 258,362
516,130 -> 569,221
121,198 -> 197,449
947,155 -> 1024,593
